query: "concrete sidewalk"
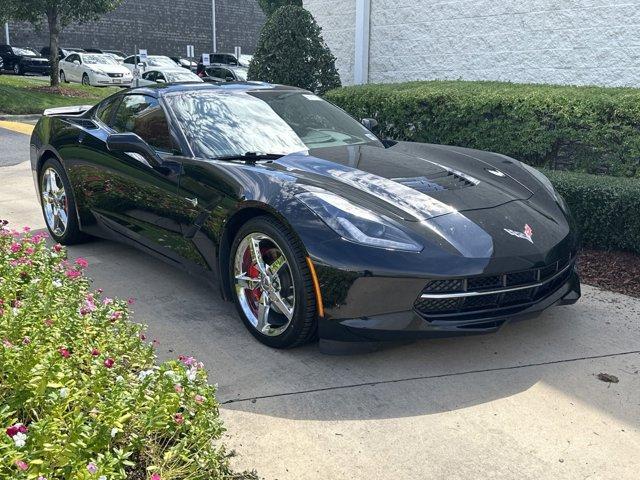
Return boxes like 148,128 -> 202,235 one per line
1,148 -> 639,479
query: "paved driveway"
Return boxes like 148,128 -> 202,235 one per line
1,125 -> 639,479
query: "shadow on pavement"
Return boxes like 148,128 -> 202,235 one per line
34,230 -> 640,425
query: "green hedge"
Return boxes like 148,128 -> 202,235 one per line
325,81 -> 640,177
544,170 -> 640,253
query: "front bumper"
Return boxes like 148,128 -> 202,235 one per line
23,64 -> 51,75
318,267 -> 581,344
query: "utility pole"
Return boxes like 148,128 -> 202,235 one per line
4,23 -> 9,45
211,0 -> 217,53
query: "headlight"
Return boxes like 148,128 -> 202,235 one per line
297,191 -> 423,252
520,162 -> 569,212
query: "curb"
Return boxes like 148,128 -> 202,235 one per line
0,114 -> 42,122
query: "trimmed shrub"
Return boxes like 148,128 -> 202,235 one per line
248,6 -> 341,95
258,0 -> 301,16
0,222 -> 253,480
545,171 -> 640,253
325,81 -> 640,177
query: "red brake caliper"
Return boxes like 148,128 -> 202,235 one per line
247,263 -> 262,301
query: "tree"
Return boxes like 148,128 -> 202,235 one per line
0,0 -> 123,86
248,6 -> 341,95
258,0 -> 302,16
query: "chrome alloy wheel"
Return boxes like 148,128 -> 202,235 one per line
233,233 -> 295,337
41,167 -> 68,237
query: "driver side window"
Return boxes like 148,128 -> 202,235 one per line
112,95 -> 175,153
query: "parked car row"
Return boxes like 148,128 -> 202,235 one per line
0,43 -> 252,88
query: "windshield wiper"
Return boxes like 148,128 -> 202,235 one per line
215,152 -> 285,163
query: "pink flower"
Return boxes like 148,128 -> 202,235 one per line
15,460 -> 28,471
178,355 -> 196,366
102,297 -> 113,305
174,384 -> 183,393
53,243 -> 62,252
22,226 -> 31,232
139,333 -> 147,341
24,247 -> 34,255
97,288 -> 103,294
150,474 -> 161,480
152,338 -> 160,348
91,348 -> 100,356
59,347 -> 71,358
194,394 -> 204,404
110,311 -> 122,321
6,423 -> 27,438
127,297 -> 136,305
87,462 -> 98,474
22,336 -> 30,345
10,243 -> 21,253
173,413 -> 184,425
2,339 -> 13,348
103,358 -> 115,368
65,269 -> 81,279
75,257 -> 89,269
44,318 -> 53,327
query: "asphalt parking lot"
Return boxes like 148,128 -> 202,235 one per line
1,125 -> 639,479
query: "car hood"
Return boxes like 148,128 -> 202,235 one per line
267,144 -> 535,222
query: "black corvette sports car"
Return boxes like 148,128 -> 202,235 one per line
30,82 -> 580,351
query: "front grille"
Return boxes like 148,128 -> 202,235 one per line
415,255 -> 575,321
107,73 -> 123,78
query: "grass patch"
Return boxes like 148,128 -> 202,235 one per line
0,75 -> 119,115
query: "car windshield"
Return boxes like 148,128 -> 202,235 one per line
148,56 -> 178,67
166,90 -> 382,158
84,54 -> 117,65
233,68 -> 248,81
166,71 -> 203,83
14,47 -> 38,56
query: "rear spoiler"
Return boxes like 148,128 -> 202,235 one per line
43,105 -> 94,117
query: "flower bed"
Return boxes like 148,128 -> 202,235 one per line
0,221 -> 253,479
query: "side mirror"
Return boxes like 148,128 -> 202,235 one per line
361,118 -> 378,131
156,78 -> 166,83
106,132 -> 162,167
225,75 -> 234,81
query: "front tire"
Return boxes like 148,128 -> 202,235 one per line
39,158 -> 88,245
13,64 -> 20,75
82,73 -> 90,86
230,216 -> 317,348
60,70 -> 68,83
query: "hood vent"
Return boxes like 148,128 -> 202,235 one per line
393,170 -> 478,194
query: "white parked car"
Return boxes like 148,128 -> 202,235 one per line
137,67 -> 203,86
122,55 -> 179,74
60,53 -> 132,87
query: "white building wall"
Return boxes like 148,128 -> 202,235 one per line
304,0 -> 357,84
304,0 -> 640,87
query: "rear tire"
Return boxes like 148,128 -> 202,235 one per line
82,73 -> 90,86
38,158 -> 88,245
229,216 -> 317,348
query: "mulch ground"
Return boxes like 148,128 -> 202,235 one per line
28,86 -> 95,98
578,249 -> 640,298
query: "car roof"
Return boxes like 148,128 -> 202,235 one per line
127,82 -> 305,98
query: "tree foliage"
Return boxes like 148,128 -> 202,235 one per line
0,0 -> 123,86
248,6 -> 341,95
